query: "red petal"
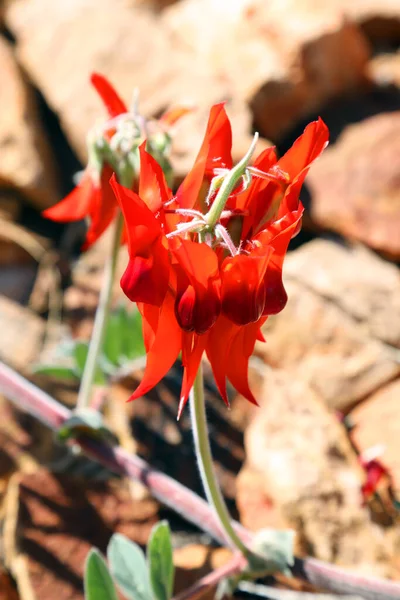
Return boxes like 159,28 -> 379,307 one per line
129,291 -> 182,401
138,142 -> 172,213
206,316 -> 239,405
278,118 -> 329,182
221,250 -> 272,325
111,176 -> 170,305
43,171 -> 95,222
159,106 -> 194,127
90,73 -> 127,117
170,238 -> 221,334
82,164 -> 118,250
226,319 -> 266,405
178,332 -> 208,419
176,103 -> 232,209
253,205 -> 304,315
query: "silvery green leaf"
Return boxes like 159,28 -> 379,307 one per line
107,533 -> 152,600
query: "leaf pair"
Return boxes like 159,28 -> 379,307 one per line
85,521 -> 175,600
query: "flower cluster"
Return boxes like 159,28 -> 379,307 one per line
43,74 -> 189,249
112,104 -> 329,416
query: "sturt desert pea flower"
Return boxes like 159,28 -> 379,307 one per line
112,104 -> 329,417
43,73 -> 190,250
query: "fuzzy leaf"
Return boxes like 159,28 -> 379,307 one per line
107,533 -> 152,600
32,365 -> 78,380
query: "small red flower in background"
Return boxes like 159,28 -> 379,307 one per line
43,74 -> 190,250
113,104 -> 329,416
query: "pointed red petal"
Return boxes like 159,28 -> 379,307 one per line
82,164 -> 118,250
111,176 -> 170,305
170,238 -> 221,334
43,171 -> 95,222
90,73 -> 127,117
278,118 -> 329,182
176,103 -> 232,209
129,291 -> 182,401
138,142 -> 172,213
206,316 -> 239,405
226,319 -> 266,405
178,332 -> 208,419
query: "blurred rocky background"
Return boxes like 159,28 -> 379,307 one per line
1,0 -> 400,598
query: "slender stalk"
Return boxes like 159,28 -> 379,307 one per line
76,211 -> 124,410
205,133 -> 258,229
172,553 -> 246,600
189,363 -> 250,557
1,361 -> 400,599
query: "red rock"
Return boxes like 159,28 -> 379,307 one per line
308,112 -> 400,258
237,370 -> 400,577
350,379 -> 400,501
0,38 -> 58,209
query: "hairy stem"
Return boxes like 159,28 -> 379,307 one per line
205,133 -> 258,229
1,361 -> 400,600
189,363 -> 250,557
76,211 -> 124,410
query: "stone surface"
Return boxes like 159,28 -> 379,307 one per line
4,0 -> 258,182
236,370 -> 400,577
350,379 -> 400,501
5,0 -> 370,182
162,0 -> 370,141
308,112 -> 400,258
259,240 -> 400,411
283,239 -> 400,348
0,37 -> 58,210
368,51 -> 400,87
3,469 -> 159,600
0,295 -> 44,373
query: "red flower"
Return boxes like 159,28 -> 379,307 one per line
43,74 -> 127,250
43,74 -> 191,250
113,105 -> 329,416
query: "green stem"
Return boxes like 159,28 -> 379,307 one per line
189,363 -> 250,556
76,211 -> 124,410
205,133 -> 258,229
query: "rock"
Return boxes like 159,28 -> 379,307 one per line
308,113 -> 400,258
368,50 -> 400,87
0,568 -> 19,600
4,0 -> 257,182
350,379 -> 400,501
5,0 -> 370,181
259,240 -> 400,411
0,295 -> 44,373
343,0 -> 400,44
236,370 -> 400,577
3,469 -> 159,600
162,0 -> 370,141
283,239 -> 400,348
0,37 -> 59,210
